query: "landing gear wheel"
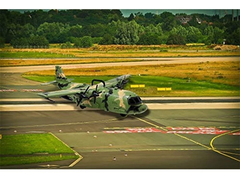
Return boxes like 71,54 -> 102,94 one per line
80,105 -> 86,109
120,114 -> 127,117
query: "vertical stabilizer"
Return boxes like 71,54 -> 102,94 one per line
55,66 -> 71,89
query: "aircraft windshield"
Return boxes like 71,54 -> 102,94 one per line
128,96 -> 142,105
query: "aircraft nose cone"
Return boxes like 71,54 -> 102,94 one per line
138,104 -> 148,113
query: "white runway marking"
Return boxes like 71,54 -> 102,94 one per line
0,102 -> 239,111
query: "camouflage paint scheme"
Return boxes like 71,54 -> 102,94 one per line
38,66 -> 148,116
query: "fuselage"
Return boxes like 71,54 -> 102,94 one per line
61,82 -> 147,116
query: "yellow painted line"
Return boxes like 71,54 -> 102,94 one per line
49,132 -> 83,167
135,116 -> 240,161
221,151 -> 240,156
135,116 -> 211,150
157,87 -> 172,91
134,116 -> 160,128
130,84 -> 145,88
210,129 -> 240,162
157,88 -> 166,91
174,133 -> 211,150
130,85 -> 139,88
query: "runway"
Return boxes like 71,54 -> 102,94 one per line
1,88 -> 240,169
0,103 -> 239,168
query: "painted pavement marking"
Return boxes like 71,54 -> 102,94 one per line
103,126 -> 237,136
210,129 -> 240,163
49,132 -> 83,168
131,116 -> 240,163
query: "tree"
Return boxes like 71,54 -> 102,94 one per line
1,10 -> 237,45
114,20 -> 142,45
10,37 -> 29,48
145,24 -> 163,35
213,27 -> 224,44
227,27 -> 240,45
128,13 -> 134,21
186,26 -> 202,43
99,34 -> 114,44
166,34 -> 186,45
160,12 -> 177,31
68,25 -> 82,37
37,22 -> 69,43
170,25 -> 187,38
0,37 -> 4,48
81,23 -> 106,37
203,26 -> 214,44
137,33 -> 162,45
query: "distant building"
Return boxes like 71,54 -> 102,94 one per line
176,15 -> 192,24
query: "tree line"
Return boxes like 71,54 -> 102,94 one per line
0,9 -> 239,48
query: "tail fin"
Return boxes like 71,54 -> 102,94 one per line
55,66 -> 71,89
55,66 -> 67,80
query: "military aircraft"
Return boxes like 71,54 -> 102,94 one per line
38,66 -> 148,117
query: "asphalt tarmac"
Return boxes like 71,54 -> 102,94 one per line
0,108 -> 239,169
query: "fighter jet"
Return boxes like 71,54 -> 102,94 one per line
38,66 -> 148,117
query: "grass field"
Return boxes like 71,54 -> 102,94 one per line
23,61 -> 240,97
1,44 -> 240,60
0,133 -> 78,166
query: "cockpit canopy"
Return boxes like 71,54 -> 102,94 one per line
128,96 -> 142,106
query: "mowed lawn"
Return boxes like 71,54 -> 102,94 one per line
0,133 -> 78,166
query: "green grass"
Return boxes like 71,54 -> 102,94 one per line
22,74 -> 240,97
0,51 -> 75,58
0,133 -> 78,166
126,76 -> 240,96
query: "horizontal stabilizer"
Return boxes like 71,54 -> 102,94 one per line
40,80 -> 57,86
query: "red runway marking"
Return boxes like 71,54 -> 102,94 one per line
104,127 -> 232,135
229,131 -> 240,135
21,89 -> 44,92
0,89 -> 17,92
166,127 -> 229,135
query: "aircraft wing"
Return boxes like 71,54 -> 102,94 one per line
105,74 -> 131,89
38,88 -> 81,98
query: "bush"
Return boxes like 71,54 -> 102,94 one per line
137,33 -> 162,45
74,36 -> 93,48
29,36 -> 49,47
10,36 -> 49,48
61,41 -> 73,48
